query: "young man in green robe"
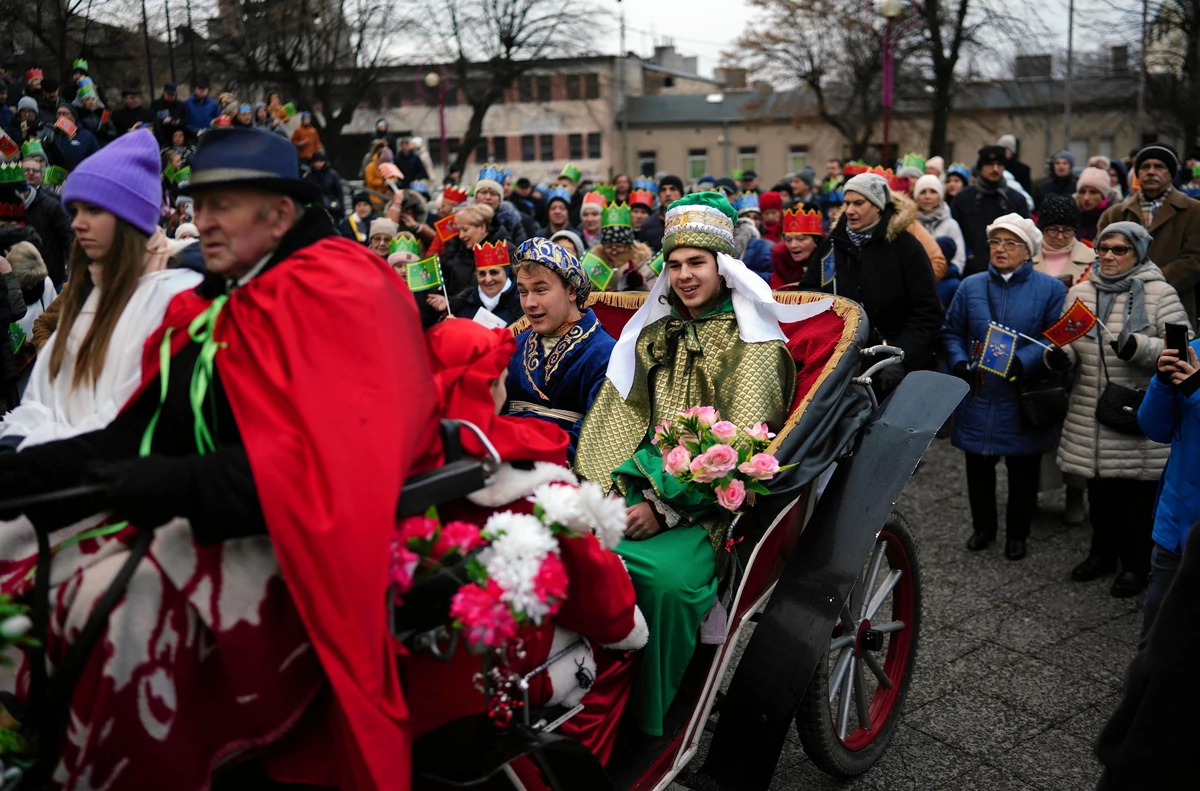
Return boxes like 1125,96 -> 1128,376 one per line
576,192 -> 830,737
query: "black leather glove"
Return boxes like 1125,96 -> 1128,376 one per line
1110,334 -> 1138,362
85,455 -> 193,531
1045,347 -> 1071,372
874,362 -> 905,397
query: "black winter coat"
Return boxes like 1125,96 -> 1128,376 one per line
1006,156 -> 1033,195
439,221 -> 511,297
305,166 -> 345,219
952,183 -> 1031,277
449,278 -> 523,325
22,189 -> 74,288
803,201 -> 943,373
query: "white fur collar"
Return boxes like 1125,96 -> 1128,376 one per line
466,462 -> 578,508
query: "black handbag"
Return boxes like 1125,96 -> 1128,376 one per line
1094,342 -> 1146,436
1018,371 -> 1069,430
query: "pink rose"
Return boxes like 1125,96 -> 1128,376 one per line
695,406 -> 719,428
745,422 -> 777,443
710,420 -> 738,443
663,445 -> 693,477
676,406 -> 698,419
689,444 -> 739,482
738,452 -> 781,481
716,479 -> 747,512
651,421 -> 672,446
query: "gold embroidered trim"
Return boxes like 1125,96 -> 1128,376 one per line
521,332 -> 551,402
544,320 -> 599,382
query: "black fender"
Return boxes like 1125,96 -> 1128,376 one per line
701,370 -> 967,790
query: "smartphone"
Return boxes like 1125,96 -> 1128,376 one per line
1166,322 -> 1189,356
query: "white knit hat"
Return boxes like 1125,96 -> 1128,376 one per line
925,156 -> 945,176
174,222 -> 199,239
913,175 -> 944,199
986,213 -> 1043,259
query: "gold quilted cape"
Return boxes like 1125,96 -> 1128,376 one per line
575,307 -> 796,549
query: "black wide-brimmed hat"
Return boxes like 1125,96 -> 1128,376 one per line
183,127 -> 319,202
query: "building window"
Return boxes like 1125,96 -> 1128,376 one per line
567,74 -> 581,101
537,75 -> 551,101
585,73 -> 600,99
492,136 -> 508,163
688,148 -> 708,180
569,133 -> 583,160
539,134 -> 555,162
638,151 -> 657,177
521,134 -> 536,162
737,146 -> 758,176
587,132 -> 602,159
1068,138 -> 1090,166
518,76 -> 534,103
1098,136 -> 1114,158
787,145 -> 808,174
475,137 -> 489,163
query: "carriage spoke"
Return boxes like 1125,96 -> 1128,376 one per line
836,656 -> 855,740
860,540 -> 888,620
828,647 -> 852,704
830,634 -> 855,652
854,657 -> 871,730
871,620 -> 905,634
865,569 -> 903,620
862,649 -> 893,689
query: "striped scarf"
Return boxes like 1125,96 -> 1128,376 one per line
1139,186 -> 1172,228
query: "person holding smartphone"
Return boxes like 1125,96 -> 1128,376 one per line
1137,321 -> 1200,644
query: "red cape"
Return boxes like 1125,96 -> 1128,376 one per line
144,236 -> 439,789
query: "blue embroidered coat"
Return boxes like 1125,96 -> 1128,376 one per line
506,308 -> 616,459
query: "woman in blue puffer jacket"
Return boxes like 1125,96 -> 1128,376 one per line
1137,335 -> 1200,645
941,213 -> 1068,560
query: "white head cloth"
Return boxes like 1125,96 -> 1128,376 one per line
605,252 -> 834,399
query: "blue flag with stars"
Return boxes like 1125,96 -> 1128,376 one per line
820,248 -> 836,287
978,322 -> 1018,377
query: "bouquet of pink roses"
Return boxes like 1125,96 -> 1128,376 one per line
651,406 -> 784,513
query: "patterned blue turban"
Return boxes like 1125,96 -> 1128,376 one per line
515,237 -> 591,307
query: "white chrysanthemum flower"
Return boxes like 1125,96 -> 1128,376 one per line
530,483 -> 581,528
574,481 -> 628,550
483,510 -> 541,540
482,510 -> 560,624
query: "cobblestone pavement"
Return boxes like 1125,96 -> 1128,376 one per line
673,436 -> 1136,791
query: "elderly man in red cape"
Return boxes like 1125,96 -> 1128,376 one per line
0,127 -> 436,789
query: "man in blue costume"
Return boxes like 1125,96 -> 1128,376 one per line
505,237 -> 616,459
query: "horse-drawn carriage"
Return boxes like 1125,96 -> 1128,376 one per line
402,291 -> 967,791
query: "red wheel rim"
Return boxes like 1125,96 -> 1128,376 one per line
833,529 -> 914,751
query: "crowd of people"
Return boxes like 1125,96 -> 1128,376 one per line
0,54 -> 1199,788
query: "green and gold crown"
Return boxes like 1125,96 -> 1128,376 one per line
0,162 -> 25,185
21,139 -> 45,159
901,152 -> 926,171
601,201 -> 632,228
589,183 -> 617,203
389,235 -> 422,257
560,163 -> 582,183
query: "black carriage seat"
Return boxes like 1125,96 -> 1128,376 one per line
397,420 -> 490,519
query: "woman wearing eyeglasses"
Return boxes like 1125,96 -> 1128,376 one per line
941,213 -> 1068,561
1056,222 -> 1190,597
1034,195 -> 1095,289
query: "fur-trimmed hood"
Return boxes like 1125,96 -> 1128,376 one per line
884,192 -> 919,242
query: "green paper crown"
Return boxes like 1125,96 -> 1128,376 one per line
601,202 -> 632,228
589,183 -> 616,203
901,152 -> 926,171
389,235 -> 422,256
730,169 -> 744,180
0,163 -> 24,185
560,163 -> 582,183
77,85 -> 96,99
44,165 -> 67,186
20,140 -> 44,159
73,59 -> 88,72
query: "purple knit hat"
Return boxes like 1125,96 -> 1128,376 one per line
62,129 -> 161,235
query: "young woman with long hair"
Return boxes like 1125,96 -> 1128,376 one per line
0,130 -> 201,449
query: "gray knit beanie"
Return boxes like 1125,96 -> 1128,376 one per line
843,173 -> 891,211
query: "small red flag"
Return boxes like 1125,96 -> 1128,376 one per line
1043,298 -> 1098,348
54,117 -> 77,138
434,213 -> 459,242
0,134 -> 19,159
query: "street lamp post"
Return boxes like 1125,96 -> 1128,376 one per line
418,64 -> 449,179
869,0 -> 917,167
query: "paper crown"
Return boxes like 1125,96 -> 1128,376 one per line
474,240 -> 510,269
214,116 -> 233,127
442,185 -> 469,205
947,162 -> 972,181
901,152 -> 926,171
602,202 -> 632,228
389,235 -> 422,257
44,165 -> 67,186
731,191 -> 760,215
21,139 -> 45,159
26,69 -> 43,81
499,167 -> 513,182
477,163 -> 503,185
0,162 -> 25,186
546,185 -> 572,205
560,163 -> 582,183
77,85 -> 96,99
634,176 -> 658,192
581,191 -> 607,213
843,161 -> 869,176
72,59 -> 89,72
589,183 -> 617,203
783,208 -> 823,236
630,189 -> 655,208
825,188 -> 845,205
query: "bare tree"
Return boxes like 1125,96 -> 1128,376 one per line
729,0 -> 924,162
409,0 -> 595,175
0,0 -> 91,83
211,0 -> 407,159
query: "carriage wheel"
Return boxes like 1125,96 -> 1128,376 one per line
795,511 -> 921,778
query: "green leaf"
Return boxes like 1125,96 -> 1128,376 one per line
746,480 -> 771,495
465,556 -> 488,584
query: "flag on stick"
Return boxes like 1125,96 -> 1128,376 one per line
581,249 -> 615,291
406,255 -> 443,293
434,214 -> 459,243
1043,298 -> 1099,348
978,322 -> 1018,377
